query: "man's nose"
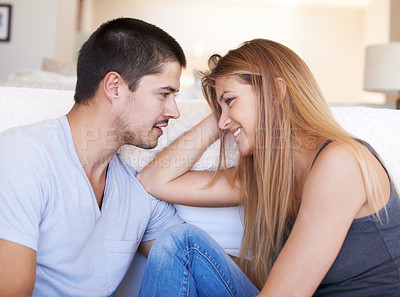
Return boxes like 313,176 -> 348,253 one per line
164,98 -> 180,119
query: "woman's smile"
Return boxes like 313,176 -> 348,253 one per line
216,75 -> 257,156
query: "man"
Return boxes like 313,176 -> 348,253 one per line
0,18 -> 185,296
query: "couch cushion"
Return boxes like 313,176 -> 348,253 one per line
332,106 -> 400,186
0,87 -> 74,133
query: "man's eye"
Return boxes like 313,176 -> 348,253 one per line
161,93 -> 169,98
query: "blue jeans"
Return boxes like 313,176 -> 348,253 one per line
138,224 -> 260,297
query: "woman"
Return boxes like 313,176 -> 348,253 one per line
137,39 -> 400,296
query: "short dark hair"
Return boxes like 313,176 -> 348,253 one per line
74,18 -> 186,104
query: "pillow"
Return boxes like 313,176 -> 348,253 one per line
5,69 -> 76,90
0,87 -> 74,133
42,57 -> 76,76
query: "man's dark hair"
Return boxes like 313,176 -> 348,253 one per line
74,18 -> 186,104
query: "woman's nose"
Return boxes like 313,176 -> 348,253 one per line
218,111 -> 231,130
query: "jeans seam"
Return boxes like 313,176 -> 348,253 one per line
185,246 -> 237,297
185,268 -> 190,297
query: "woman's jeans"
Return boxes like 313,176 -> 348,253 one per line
138,224 -> 260,297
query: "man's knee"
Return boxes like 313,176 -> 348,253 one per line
170,223 -> 206,239
149,224 -> 207,256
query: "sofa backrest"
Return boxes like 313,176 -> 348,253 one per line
1,86 -> 399,187
0,87 -> 74,132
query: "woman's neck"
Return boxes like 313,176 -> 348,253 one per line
292,135 -> 327,199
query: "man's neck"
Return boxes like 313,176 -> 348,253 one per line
66,103 -> 120,207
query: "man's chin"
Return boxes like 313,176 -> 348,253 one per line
141,144 -> 157,150
124,133 -> 159,150
134,139 -> 158,150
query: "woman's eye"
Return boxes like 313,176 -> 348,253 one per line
225,97 -> 235,105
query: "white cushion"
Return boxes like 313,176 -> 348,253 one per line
332,106 -> 400,187
0,87 -> 74,133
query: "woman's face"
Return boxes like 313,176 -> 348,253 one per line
215,75 -> 258,156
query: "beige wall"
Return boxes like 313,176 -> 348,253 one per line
390,0 -> 400,41
362,0 -> 391,103
364,0 -> 390,45
0,0 -> 78,79
55,0 -> 79,62
1,0 -> 397,105
88,0 -> 366,103
362,0 -> 400,104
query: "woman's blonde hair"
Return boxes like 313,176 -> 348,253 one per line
202,39 -> 384,289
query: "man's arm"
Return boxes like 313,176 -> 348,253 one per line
138,240 -> 155,258
0,239 -> 36,297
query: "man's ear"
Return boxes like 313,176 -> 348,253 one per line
103,71 -> 121,103
275,78 -> 287,100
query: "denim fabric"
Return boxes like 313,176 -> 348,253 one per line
138,224 -> 260,297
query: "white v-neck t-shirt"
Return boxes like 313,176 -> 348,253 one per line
0,116 -> 183,296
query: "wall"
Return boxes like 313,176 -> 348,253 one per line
55,0 -> 79,62
364,0 -> 390,45
390,0 -> 400,41
362,0 -> 400,105
89,0 -> 366,103
0,0 -> 77,79
1,0 -> 396,105
362,0 -> 391,104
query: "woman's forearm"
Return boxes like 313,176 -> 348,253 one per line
137,114 -> 220,193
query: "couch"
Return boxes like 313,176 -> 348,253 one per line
1,86 -> 399,296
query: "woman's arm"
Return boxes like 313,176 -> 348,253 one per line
137,114 -> 240,207
258,142 -> 388,296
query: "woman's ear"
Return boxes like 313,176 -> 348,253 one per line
103,71 -> 121,103
275,78 -> 287,100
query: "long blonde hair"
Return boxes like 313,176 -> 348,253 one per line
202,39 -> 384,289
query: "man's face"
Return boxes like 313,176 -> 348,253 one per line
115,61 -> 182,149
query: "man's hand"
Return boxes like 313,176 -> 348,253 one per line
0,239 -> 36,297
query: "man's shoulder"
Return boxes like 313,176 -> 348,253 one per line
0,117 -> 66,161
109,154 -> 156,199
0,116 -> 64,140
112,153 -> 139,177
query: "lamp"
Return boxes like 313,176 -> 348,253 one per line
364,43 -> 400,109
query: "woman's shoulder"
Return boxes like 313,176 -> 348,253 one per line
310,140 -> 361,174
311,139 -> 383,175
302,140 -> 368,207
305,139 -> 390,218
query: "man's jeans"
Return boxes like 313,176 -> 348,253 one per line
138,224 -> 260,297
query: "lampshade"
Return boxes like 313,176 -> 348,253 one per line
364,43 -> 400,95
